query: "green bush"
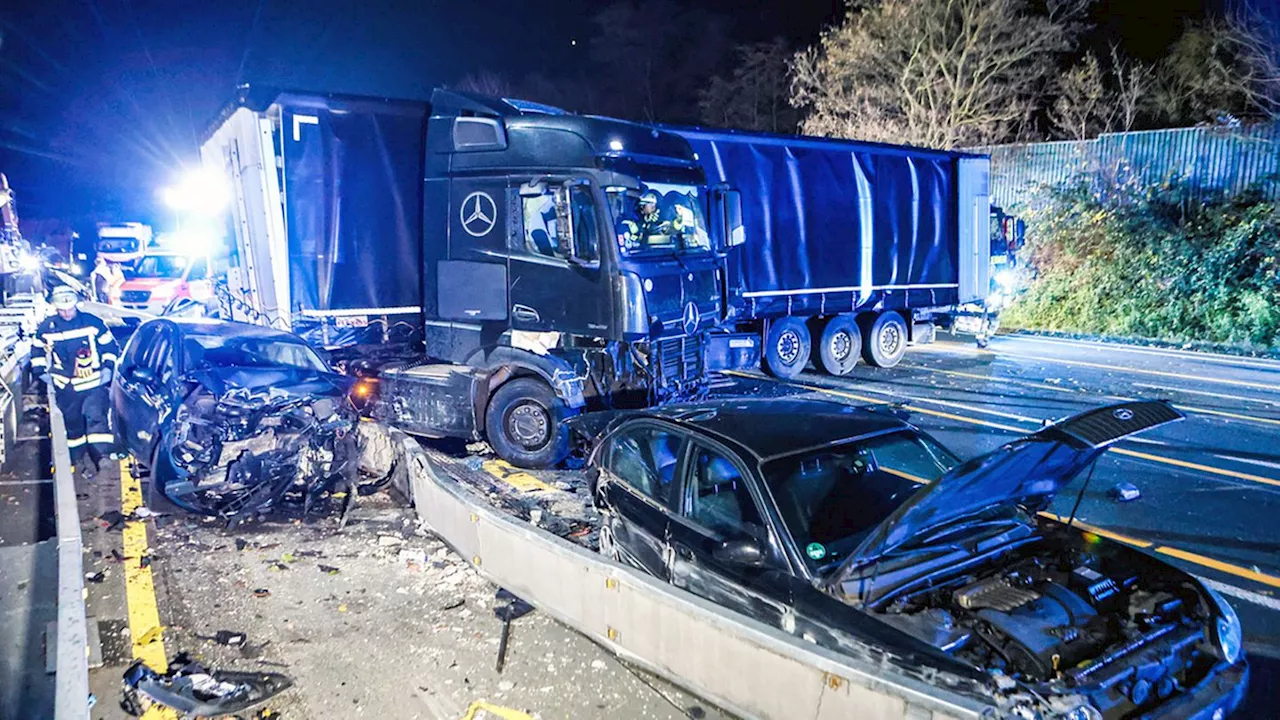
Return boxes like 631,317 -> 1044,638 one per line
1002,181 -> 1280,349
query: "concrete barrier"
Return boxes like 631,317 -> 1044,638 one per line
405,441 -> 993,720
48,386 -> 90,719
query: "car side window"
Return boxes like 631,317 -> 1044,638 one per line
122,325 -> 156,376
687,447 -> 765,540
606,425 -> 684,509
146,326 -> 176,385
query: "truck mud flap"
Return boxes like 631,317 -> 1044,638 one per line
402,442 -> 992,720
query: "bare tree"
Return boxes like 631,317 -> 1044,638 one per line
1051,53 -> 1110,141
452,70 -> 513,98
1110,46 -> 1155,132
791,0 -> 1093,149
1154,16 -> 1280,125
699,39 -> 798,132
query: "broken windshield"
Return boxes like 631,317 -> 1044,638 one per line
185,334 -> 329,373
607,182 -> 711,257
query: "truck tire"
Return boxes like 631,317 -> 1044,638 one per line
485,378 -> 574,469
862,312 -> 908,368
813,315 -> 861,376
763,317 -> 810,379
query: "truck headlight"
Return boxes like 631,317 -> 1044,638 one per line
1204,585 -> 1242,665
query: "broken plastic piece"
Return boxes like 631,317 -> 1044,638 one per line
1108,482 -> 1141,502
253,588 -> 271,599
317,564 -> 340,575
121,654 -> 291,717
211,631 -> 247,647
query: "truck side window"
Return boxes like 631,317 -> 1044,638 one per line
521,193 -> 560,259
569,186 -> 598,263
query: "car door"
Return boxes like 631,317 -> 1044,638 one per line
113,323 -> 159,457
597,421 -> 687,580
127,322 -> 178,462
666,441 -> 794,629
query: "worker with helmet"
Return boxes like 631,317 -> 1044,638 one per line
32,285 -> 121,476
617,190 -> 679,251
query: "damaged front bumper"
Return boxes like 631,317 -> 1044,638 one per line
159,383 -> 363,522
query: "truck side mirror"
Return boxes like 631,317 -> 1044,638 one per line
1014,219 -> 1026,248
724,190 -> 745,248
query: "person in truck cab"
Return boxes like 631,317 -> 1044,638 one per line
618,190 -> 682,251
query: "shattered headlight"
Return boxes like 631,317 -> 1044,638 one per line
1204,585 -> 1242,665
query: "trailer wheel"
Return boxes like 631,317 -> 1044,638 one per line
862,312 -> 908,368
485,378 -> 574,469
763,317 -> 810,379
813,315 -> 861,376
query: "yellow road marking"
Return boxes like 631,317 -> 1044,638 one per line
998,351 -> 1280,393
121,461 -> 178,719
1154,546 -> 1280,589
1037,512 -> 1154,548
824,381 -> 1044,423
481,459 -> 556,493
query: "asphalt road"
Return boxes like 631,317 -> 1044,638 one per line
721,332 -> 1280,716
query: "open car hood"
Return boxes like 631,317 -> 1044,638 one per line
188,366 -> 352,399
840,401 -> 1184,576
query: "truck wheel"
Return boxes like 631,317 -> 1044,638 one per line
813,315 -> 861,376
862,312 -> 908,368
485,378 -> 574,469
763,317 -> 810,379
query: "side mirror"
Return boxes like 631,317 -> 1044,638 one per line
129,366 -> 156,384
1014,219 -> 1026,248
713,537 -> 765,567
724,190 -> 745,248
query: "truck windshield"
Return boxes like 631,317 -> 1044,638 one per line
607,183 -> 711,257
134,256 -> 190,279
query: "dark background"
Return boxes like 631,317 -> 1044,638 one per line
0,0 -> 1218,226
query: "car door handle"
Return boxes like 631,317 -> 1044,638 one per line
512,304 -> 540,323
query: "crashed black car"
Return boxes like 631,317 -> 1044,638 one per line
111,318 -> 361,520
588,398 -> 1247,719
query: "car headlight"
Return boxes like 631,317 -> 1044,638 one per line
1204,584 -> 1243,665
1062,704 -> 1102,720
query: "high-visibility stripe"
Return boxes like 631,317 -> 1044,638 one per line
66,436 -> 87,448
98,330 -> 115,344
41,326 -> 98,343
50,376 -> 70,388
30,356 -> 48,367
101,353 -> 119,364
87,433 -> 115,445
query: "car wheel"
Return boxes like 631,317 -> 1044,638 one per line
485,378 -> 574,469
862,312 -> 908,368
763,317 -> 811,379
813,315 -> 861,376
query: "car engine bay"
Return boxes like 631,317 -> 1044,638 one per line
159,382 -> 368,522
872,530 -> 1224,716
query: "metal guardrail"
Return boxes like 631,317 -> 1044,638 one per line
49,387 -> 91,719
399,433 -> 991,720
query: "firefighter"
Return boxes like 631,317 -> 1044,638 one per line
617,191 -> 677,251
32,285 -> 121,476
89,257 -> 111,303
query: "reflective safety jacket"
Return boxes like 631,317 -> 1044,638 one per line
32,311 -> 120,393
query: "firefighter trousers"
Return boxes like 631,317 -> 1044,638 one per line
55,385 -> 114,465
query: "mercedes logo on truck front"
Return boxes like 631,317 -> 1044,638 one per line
683,302 -> 699,335
460,191 -> 497,237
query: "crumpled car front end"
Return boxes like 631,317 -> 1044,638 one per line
156,368 -> 360,522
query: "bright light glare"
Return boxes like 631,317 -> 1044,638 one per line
994,268 -> 1016,289
609,139 -> 624,152
160,168 -> 230,215
19,253 -> 40,272
160,227 -> 218,256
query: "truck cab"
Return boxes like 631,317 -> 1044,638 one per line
201,88 -> 750,468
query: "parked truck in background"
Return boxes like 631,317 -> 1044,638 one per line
668,126 -> 991,377
200,86 -> 752,468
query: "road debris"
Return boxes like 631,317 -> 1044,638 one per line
1108,481 -> 1142,502
318,564 -> 340,575
121,653 -> 292,717
494,589 -> 535,674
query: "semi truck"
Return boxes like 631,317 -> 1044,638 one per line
669,126 -> 991,377
96,222 -> 154,264
200,86 -> 753,468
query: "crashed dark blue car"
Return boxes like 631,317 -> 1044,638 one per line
111,318 -> 361,520
588,398 -> 1247,719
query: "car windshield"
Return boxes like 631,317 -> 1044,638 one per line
134,255 -> 189,279
184,333 -> 328,373
607,182 -> 711,256
762,431 -> 959,574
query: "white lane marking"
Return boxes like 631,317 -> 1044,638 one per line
1126,437 -> 1170,447
1213,454 -> 1280,471
995,351 -> 1280,393
0,479 -> 53,486
1003,335 -> 1280,371
1133,383 -> 1280,408
1199,577 -> 1280,612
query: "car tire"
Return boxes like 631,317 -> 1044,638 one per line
862,312 -> 908,368
813,315 -> 861,376
763,317 -> 811,379
485,377 -> 575,470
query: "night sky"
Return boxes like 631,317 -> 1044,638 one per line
0,0 -> 1211,227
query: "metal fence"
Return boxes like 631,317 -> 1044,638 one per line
973,122 -> 1280,211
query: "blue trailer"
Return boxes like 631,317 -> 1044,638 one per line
669,126 -> 991,376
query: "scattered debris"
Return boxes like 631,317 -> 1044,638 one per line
253,588 -> 271,599
317,564 -> 340,575
85,570 -> 106,584
98,511 -> 125,531
493,589 -> 535,674
440,598 -> 466,611
121,654 -> 291,717
1108,482 -> 1142,502
197,630 -> 247,647
376,534 -> 404,547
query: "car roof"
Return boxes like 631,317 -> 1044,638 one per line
641,398 -> 912,462
162,318 -> 303,343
